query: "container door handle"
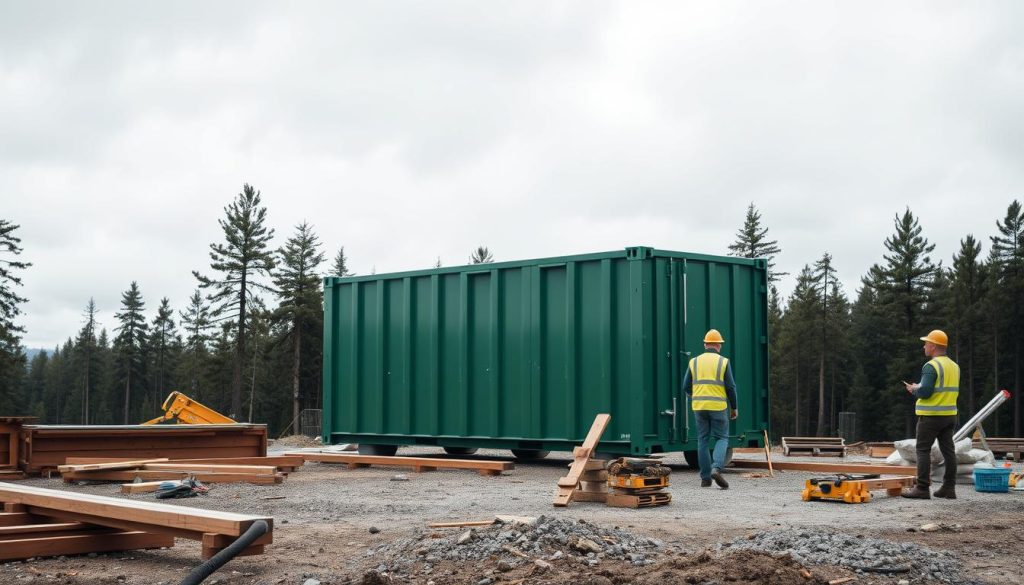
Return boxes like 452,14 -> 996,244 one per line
660,397 -> 677,440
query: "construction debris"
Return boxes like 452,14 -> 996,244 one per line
285,452 -> 513,476
0,482 -> 273,560
721,528 -> 964,584
58,459 -> 287,485
553,413 -> 610,507
606,457 -> 672,508
782,436 -> 848,457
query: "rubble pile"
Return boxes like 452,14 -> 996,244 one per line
363,515 -> 672,580
721,528 -> 970,584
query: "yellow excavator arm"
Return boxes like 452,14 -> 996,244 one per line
142,391 -> 237,425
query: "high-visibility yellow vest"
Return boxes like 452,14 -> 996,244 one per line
916,355 -> 959,416
689,352 -> 729,411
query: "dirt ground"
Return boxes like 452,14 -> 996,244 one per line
3,447 -> 1022,584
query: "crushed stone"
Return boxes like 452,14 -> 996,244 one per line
363,515 -> 675,578
720,528 -> 973,584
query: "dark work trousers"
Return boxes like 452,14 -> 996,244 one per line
915,415 -> 957,488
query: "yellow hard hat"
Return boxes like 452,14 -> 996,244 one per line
703,329 -> 725,344
920,330 -> 948,346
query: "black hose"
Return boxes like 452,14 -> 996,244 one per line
179,520 -> 269,585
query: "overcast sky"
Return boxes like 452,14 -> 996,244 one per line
2,2 -> 1023,349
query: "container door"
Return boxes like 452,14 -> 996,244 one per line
660,258 -> 688,445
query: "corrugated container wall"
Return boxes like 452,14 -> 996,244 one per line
322,247 -> 769,456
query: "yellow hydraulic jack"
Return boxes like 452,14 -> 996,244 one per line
801,474 -> 915,504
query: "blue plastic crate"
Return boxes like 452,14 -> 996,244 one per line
973,468 -> 1011,493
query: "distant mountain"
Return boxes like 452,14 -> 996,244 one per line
23,348 -> 46,361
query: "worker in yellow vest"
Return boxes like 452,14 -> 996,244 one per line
682,329 -> 738,489
901,329 -> 960,500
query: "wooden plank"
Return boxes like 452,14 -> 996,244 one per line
426,520 -> 496,528
63,456 -> 305,469
606,491 -> 671,509
57,459 -> 169,473
285,453 -> 513,473
0,530 -> 174,561
142,463 -> 278,474
0,482 -> 270,537
731,460 -> 915,474
0,522 -> 84,536
120,481 -> 171,494
571,491 -> 608,503
63,470 -> 282,484
0,512 -> 49,526
553,413 -> 611,507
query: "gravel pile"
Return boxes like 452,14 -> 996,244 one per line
720,529 -> 971,584
364,515 -> 671,578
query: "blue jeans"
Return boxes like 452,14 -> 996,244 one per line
695,409 -> 730,480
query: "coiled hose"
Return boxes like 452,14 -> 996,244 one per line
179,520 -> 269,585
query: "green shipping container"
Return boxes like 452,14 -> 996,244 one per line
322,246 -> 769,459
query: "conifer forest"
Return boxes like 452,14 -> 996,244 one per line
1,191 -> 1022,441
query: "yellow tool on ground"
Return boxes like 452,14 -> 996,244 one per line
142,391 -> 236,425
801,474 -> 915,504
1011,471 -> 1021,489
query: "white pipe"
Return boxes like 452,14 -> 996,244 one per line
953,390 -> 1011,442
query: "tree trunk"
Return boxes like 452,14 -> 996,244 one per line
817,354 -> 825,436
1014,339 -> 1020,437
232,278 -> 247,418
794,349 -> 801,436
83,346 -> 90,425
292,327 -> 302,436
123,371 -> 130,424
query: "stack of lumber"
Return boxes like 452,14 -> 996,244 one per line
0,482 -> 272,560
1,417 -> 34,480
285,452 -> 513,476
781,436 -> 848,457
58,457 -> 298,487
19,424 -> 268,474
974,437 -> 1024,461
553,413 -> 611,507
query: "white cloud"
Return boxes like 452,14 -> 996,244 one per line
1,1 -> 1023,347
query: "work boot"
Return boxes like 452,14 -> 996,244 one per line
710,468 -> 729,489
700,479 -> 712,487
933,485 -> 957,499
901,486 -> 931,499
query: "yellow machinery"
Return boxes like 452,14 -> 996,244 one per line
801,473 -> 915,504
142,391 -> 236,425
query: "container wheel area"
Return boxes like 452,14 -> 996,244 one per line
443,447 -> 478,456
358,444 -> 398,456
511,449 -> 550,460
683,447 -> 734,468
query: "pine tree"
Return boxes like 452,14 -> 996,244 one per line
863,208 -> 938,436
273,222 -> 326,435
434,257 -> 442,269
179,289 -> 213,395
114,282 -> 148,423
728,203 -> 788,283
193,184 -> 276,417
149,298 -> 178,407
75,299 -> 99,423
470,246 -> 493,264
989,200 -> 1023,434
0,219 -> 31,412
331,246 -> 354,277
812,252 -> 838,436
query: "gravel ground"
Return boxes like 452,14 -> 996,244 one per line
4,447 -> 1022,584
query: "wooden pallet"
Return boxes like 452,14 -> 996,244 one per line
782,436 -> 847,457
0,482 -> 273,559
606,491 -> 671,509
553,414 -> 611,507
284,452 -> 513,476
